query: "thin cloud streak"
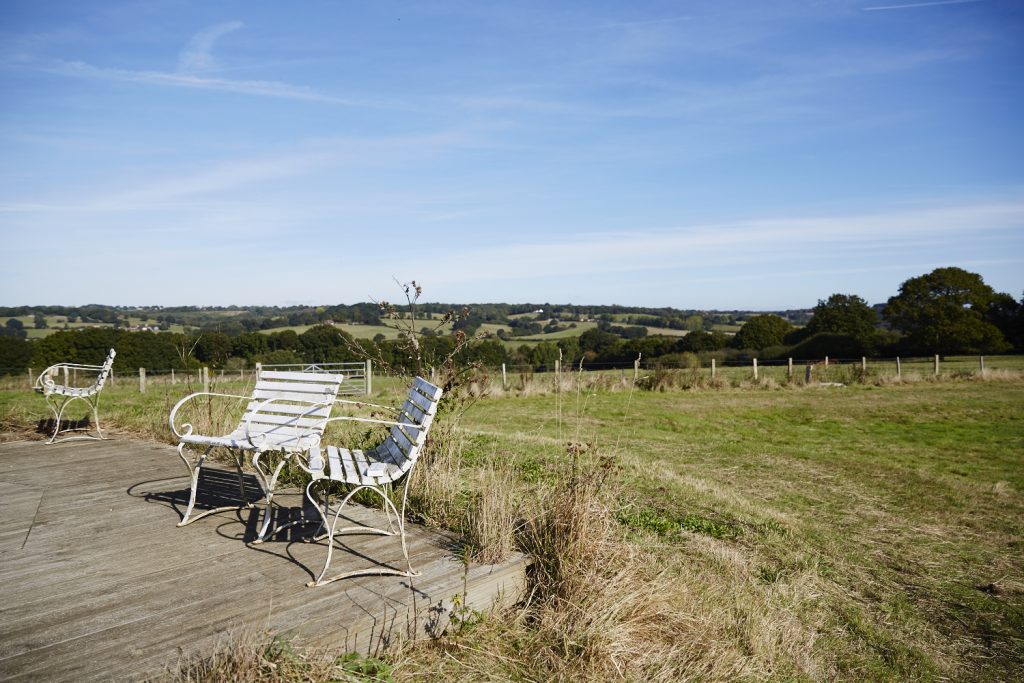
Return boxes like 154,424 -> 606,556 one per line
177,21 -> 243,73
45,60 -> 401,109
862,0 -> 983,11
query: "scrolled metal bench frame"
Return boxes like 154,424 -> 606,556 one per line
34,348 -> 117,444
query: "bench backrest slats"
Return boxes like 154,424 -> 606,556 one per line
372,377 -> 442,475
243,369 -> 344,449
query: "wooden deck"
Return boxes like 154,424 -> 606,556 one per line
0,438 -> 529,681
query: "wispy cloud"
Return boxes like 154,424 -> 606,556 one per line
22,20 -> 402,109
563,15 -> 692,32
177,21 -> 243,73
408,199 -> 1024,287
46,59 -> 397,108
862,0 -> 984,11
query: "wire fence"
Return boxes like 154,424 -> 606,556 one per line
1,354 -> 1021,393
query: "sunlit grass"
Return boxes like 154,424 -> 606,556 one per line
1,372 -> 1020,680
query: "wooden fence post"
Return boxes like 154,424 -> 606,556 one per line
171,369 -> 175,384
896,357 -> 902,379
753,358 -> 758,380
979,355 -> 985,376
633,353 -> 641,382
934,354 -> 940,377
824,356 -> 829,368
711,358 -> 716,379
255,362 -> 262,379
862,357 -> 867,372
787,357 -> 793,379
28,368 -> 33,388
805,364 -> 812,383
202,367 -> 209,393
502,363 -> 508,390
365,359 -> 372,395
555,359 -> 561,376
139,368 -> 146,394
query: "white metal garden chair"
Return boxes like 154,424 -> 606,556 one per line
302,377 -> 443,587
34,348 -> 117,444
168,368 -> 344,540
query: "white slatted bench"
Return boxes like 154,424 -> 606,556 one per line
168,368 -> 343,540
302,377 -> 443,587
34,348 -> 117,444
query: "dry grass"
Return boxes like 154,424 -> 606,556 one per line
405,422 -> 467,530
463,465 -> 520,564
173,632 -> 394,682
396,454 -> 830,682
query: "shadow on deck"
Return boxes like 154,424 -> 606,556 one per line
0,438 -> 528,681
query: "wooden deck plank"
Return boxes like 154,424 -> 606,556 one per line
0,438 -> 529,681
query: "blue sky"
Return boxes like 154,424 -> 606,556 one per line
1,0 -> 1022,309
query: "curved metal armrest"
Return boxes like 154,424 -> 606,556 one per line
35,362 -> 106,389
244,395 -> 335,450
168,391 -> 253,439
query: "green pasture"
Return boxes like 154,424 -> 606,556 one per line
1,315 -> 188,338
455,378 -> 1024,680
1,373 -> 1020,680
258,323 -> 373,337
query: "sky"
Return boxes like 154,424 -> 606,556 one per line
1,0 -> 1022,310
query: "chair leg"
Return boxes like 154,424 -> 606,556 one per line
251,452 -> 296,543
89,395 -> 105,440
176,445 -> 251,527
44,394 -> 105,443
45,395 -> 67,444
305,480 -> 420,588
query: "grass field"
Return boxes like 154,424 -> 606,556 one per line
1,372 -> 1020,680
0,315 -> 188,337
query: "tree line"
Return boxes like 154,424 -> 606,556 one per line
1,267 -> 1020,376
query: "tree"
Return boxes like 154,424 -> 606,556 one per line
884,267 -> 1010,355
299,324 -> 358,363
732,315 -> 794,351
194,332 -> 234,368
34,313 -> 47,329
2,319 -> 27,339
799,293 -> 880,355
806,294 -> 876,338
985,292 -> 1023,350
0,337 -> 34,374
683,330 -> 728,353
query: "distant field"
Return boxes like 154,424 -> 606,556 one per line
257,320 -> 450,339
645,326 -> 688,337
1,316 -> 187,338
514,321 -> 598,341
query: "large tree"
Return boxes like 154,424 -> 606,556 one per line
732,314 -> 794,351
806,294 -> 877,338
800,293 -> 881,355
884,267 -> 1010,355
